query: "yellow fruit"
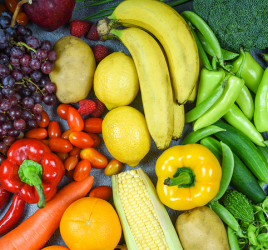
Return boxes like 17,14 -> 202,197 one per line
102,106 -> 151,167
94,52 -> 139,110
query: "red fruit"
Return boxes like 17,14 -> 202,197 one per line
92,45 -> 109,63
23,0 -> 75,32
70,20 -> 91,38
91,100 -> 106,118
78,99 -> 96,116
86,24 -> 99,41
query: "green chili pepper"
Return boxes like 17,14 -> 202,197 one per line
186,84 -> 225,123
236,85 -> 254,121
254,68 -> 268,132
212,142 -> 234,201
262,54 -> 268,64
232,52 -> 264,93
193,75 -> 245,131
223,104 -> 265,147
181,125 -> 225,145
228,227 -> 240,250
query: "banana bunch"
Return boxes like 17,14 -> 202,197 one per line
98,0 -> 199,150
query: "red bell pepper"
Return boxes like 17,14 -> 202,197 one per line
0,139 -> 65,208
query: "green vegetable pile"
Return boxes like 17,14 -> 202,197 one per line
193,0 -> 268,52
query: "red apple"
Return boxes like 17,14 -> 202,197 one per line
23,0 -> 75,32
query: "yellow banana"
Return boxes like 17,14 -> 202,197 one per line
98,0 -> 199,104
172,103 -> 185,140
106,27 -> 173,150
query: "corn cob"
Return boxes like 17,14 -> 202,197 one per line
112,168 -> 183,250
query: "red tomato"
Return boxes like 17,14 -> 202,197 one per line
49,138 -> 73,153
80,148 -> 108,169
89,186 -> 112,201
84,118 -> 103,133
69,147 -> 81,159
65,169 -> 75,179
41,140 -> 50,146
48,121 -> 61,139
38,111 -> 50,128
25,128 -> 47,140
87,133 -> 100,147
64,156 -> 78,171
16,12 -> 29,25
69,132 -> 94,149
61,129 -> 72,140
56,152 -> 69,163
73,159 -> 91,182
57,104 -> 72,120
5,0 -> 21,13
104,159 -> 122,176
67,107 -> 84,132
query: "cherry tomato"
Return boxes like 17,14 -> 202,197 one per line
49,138 -> 73,153
57,104 -> 72,120
64,156 -> 78,171
69,132 -> 94,149
80,148 -> 108,169
0,4 -> 7,16
41,140 -> 50,146
67,107 -> 84,132
89,186 -> 112,201
69,147 -> 81,159
61,129 -> 72,139
87,133 -> 100,147
25,128 -> 47,140
84,118 -> 103,133
56,152 -> 69,163
65,169 -> 75,179
16,12 -> 29,25
104,159 -> 122,176
73,159 -> 91,182
5,0 -> 21,13
48,121 -> 61,139
38,111 -> 50,128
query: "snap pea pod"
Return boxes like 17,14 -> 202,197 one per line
186,84 -> 225,123
236,85 -> 254,121
228,227 -> 240,250
212,142 -> 234,201
181,125 -> 225,145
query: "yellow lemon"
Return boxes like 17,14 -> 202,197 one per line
102,106 -> 151,167
94,52 -> 139,110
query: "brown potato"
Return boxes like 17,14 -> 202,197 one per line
175,206 -> 229,250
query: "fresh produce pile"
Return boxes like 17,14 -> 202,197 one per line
0,0 -> 268,250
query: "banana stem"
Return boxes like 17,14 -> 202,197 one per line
11,0 -> 30,27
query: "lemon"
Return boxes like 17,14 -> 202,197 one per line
102,106 -> 151,167
94,52 -> 139,110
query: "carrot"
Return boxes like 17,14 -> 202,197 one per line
0,176 -> 94,250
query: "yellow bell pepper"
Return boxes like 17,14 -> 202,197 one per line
156,144 -> 222,210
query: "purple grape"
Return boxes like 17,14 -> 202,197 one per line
20,54 -> 31,67
0,42 -> 8,49
21,88 -> 31,97
11,69 -> 23,82
21,109 -> 32,121
0,126 -> 7,136
0,16 -> 11,29
28,82 -> 37,92
41,61 -> 54,74
4,136 -> 15,146
1,10 -> 12,19
0,99 -> 11,111
29,58 -> 41,70
36,49 -> 47,60
22,97 -> 34,109
26,36 -> 39,49
26,119 -> 37,130
5,47 -> 11,56
32,103 -> 43,114
8,129 -> 20,138
47,50 -> 57,61
14,119 -> 26,130
0,113 -> 7,125
2,120 -> 13,131
40,77 -> 50,87
0,64 -> 10,77
33,113 -> 42,123
15,36 -> 25,43
2,86 -> 15,97
9,96 -> 18,106
16,130 -> 24,139
10,57 -> 20,67
0,92 -> 2,101
2,76 -> 15,87
14,84 -> 23,93
44,82 -> 56,93
30,70 -> 42,83
10,46 -> 24,59
0,142 -> 9,154
43,93 -> 57,105
8,106 -> 21,120
24,28 -> 32,39
0,30 -> 7,44
0,155 -> 6,165
21,66 -> 32,74
5,27 -> 16,37
16,25 -> 27,36
31,92 -> 43,103
14,93 -> 21,102
40,40 -> 52,52
0,53 -> 9,64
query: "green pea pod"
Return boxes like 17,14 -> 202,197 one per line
248,224 -> 258,246
212,142 -> 234,201
236,85 -> 254,120
200,137 -> 222,162
254,68 -> 268,132
222,49 -> 239,61
193,75 -> 245,131
181,11 -> 224,67
186,84 -> 225,123
181,125 -> 225,145
223,104 -> 265,147
228,227 -> 240,250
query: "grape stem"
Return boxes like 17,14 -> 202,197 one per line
10,0 -> 32,28
12,41 -> 36,54
23,77 -> 44,96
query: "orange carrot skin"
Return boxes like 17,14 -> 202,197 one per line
0,175 -> 94,250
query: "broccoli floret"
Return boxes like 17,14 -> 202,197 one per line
193,0 -> 268,52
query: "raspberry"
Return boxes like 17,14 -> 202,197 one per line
92,44 -> 109,63
86,24 -> 99,41
91,99 -> 105,118
78,99 -> 96,116
70,20 -> 91,38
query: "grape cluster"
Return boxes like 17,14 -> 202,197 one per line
0,10 -> 58,160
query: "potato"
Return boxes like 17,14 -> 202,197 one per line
49,36 -> 96,103
175,206 -> 229,250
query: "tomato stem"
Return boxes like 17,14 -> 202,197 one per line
10,0 -> 30,28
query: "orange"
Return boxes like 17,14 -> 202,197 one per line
60,197 -> 122,250
41,246 -> 69,250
